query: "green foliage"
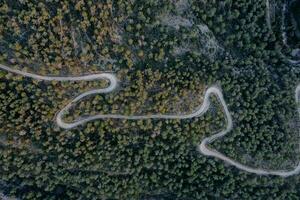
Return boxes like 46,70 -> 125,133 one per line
0,0 -> 300,199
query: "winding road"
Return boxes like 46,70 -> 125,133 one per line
199,85 -> 300,177
0,63 -> 300,177
0,63 -> 211,129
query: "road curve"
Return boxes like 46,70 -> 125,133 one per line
1,63 -> 300,177
0,63 -> 211,129
199,84 -> 300,177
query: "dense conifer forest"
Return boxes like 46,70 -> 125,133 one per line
0,0 -> 299,199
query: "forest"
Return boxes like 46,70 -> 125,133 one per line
0,0 -> 299,199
